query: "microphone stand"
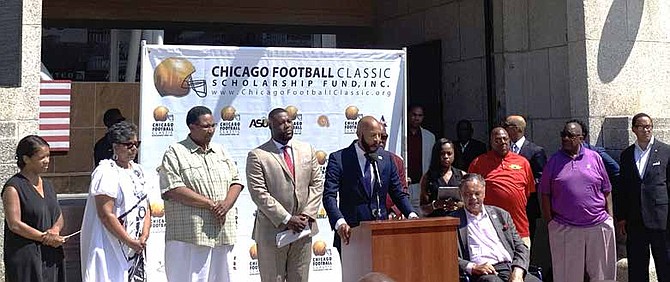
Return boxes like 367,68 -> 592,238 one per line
369,156 -> 383,221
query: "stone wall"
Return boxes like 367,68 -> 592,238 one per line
493,0 -> 572,155
0,0 -> 43,278
376,0 -> 490,142
579,0 -> 670,158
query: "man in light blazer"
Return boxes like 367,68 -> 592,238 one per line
246,108 -> 324,282
323,116 -> 417,255
453,173 -> 540,282
617,113 -> 670,281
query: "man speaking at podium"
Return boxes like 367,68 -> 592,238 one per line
323,116 -> 418,254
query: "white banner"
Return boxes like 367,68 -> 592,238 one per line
140,45 -> 405,282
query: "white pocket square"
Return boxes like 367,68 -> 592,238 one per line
653,161 -> 661,166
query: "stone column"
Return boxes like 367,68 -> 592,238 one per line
0,0 -> 43,278
575,0 -> 670,153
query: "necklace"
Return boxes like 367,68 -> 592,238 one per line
116,163 -> 146,199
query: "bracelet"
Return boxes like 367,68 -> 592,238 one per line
431,200 -> 438,210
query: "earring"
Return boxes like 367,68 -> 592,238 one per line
112,152 -> 118,161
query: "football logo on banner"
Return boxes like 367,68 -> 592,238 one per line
317,115 -> 330,127
152,106 -> 174,136
285,105 -> 302,135
219,106 -> 241,136
154,57 -> 207,98
249,243 -> 260,275
311,240 -> 333,271
344,106 -> 361,134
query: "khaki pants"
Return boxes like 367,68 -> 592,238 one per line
548,217 -> 617,282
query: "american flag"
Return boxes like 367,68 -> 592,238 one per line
39,80 -> 71,151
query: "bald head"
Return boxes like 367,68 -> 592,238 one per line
357,116 -> 382,153
505,115 -> 526,142
357,116 -> 380,135
358,272 -> 396,282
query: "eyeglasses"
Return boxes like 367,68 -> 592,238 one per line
119,141 -> 141,149
634,124 -> 653,130
195,123 -> 218,129
560,131 -> 582,140
492,137 -> 509,144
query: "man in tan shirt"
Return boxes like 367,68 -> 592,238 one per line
159,106 -> 244,282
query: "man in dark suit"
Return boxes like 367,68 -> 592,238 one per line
323,116 -> 417,254
454,119 -> 488,171
453,173 -> 540,282
504,115 -> 547,245
617,112 -> 670,281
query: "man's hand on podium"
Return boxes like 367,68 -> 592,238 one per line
337,223 -> 352,245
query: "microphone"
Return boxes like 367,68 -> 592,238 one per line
364,152 -> 379,163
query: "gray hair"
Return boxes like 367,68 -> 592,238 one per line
459,173 -> 486,190
107,120 -> 138,144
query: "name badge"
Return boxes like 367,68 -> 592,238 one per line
653,161 -> 661,166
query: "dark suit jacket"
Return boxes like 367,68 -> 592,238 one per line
386,153 -> 408,216
618,140 -> 670,230
453,206 -> 530,273
517,139 -> 547,183
454,139 -> 488,171
323,142 -> 414,230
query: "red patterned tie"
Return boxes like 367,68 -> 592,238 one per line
283,146 -> 295,178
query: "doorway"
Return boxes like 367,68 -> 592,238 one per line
407,40 -> 443,137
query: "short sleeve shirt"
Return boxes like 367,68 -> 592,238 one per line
538,146 -> 611,227
468,151 -> 535,237
159,136 -> 242,247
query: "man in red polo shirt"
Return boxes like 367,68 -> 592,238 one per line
468,126 -> 535,247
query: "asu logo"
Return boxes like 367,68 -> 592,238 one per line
249,118 -> 269,128
153,57 -> 207,98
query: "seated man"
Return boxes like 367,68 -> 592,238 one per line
452,173 -> 540,282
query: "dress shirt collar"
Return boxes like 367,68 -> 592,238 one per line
634,136 -> 655,153
185,135 -> 214,153
513,136 -> 526,152
272,139 -> 292,151
465,205 -> 488,222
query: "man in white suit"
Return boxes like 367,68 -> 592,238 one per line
246,108 -> 325,282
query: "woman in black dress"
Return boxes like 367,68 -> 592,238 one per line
419,138 -> 466,217
2,135 -> 65,282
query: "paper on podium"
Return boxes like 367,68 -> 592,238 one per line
276,225 -> 311,248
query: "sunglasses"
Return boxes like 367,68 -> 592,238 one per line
119,141 -> 141,149
559,131 -> 582,139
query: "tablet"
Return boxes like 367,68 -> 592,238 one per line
437,186 -> 461,201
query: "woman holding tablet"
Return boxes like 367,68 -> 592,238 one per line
419,138 -> 466,217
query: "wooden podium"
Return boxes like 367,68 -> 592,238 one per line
342,217 -> 460,282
